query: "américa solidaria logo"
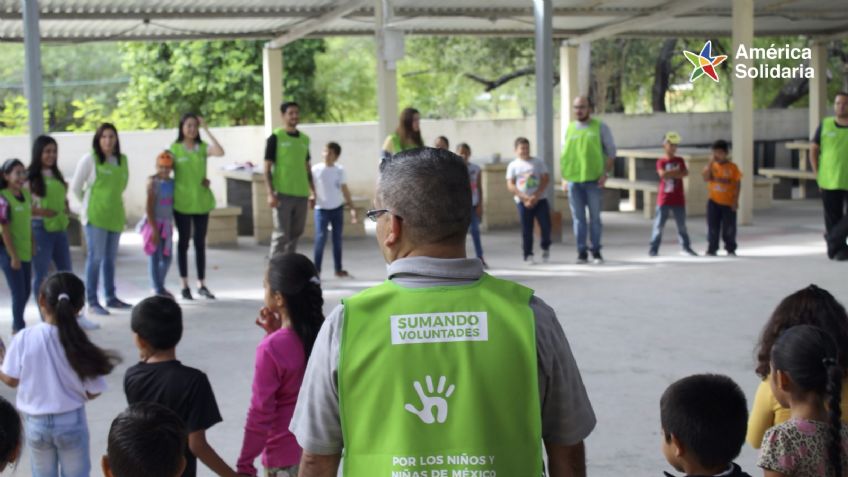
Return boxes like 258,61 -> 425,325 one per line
683,40 -> 727,83
683,40 -> 814,82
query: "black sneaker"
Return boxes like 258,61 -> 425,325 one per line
106,298 -> 133,309
835,249 -> 848,261
682,247 -> 698,256
705,250 -> 717,256
591,251 -> 604,264
197,286 -> 216,299
181,288 -> 194,300
576,252 -> 588,264
727,251 -> 737,257
648,249 -> 658,257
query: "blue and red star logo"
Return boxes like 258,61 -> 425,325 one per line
683,40 -> 728,83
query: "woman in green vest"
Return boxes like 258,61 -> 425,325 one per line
70,123 -> 131,316
0,158 -> 32,332
381,107 -> 423,157
170,113 -> 225,301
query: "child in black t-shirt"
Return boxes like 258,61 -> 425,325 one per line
102,402 -> 188,477
124,297 -> 236,477
660,374 -> 752,477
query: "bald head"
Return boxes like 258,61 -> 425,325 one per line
573,96 -> 591,122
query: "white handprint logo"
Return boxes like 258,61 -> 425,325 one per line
404,375 -> 455,424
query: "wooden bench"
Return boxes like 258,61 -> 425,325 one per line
207,206 -> 243,247
604,178 -> 659,219
754,176 -> 779,209
759,167 -> 816,199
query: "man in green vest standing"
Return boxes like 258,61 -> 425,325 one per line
561,96 -> 617,265
264,101 -> 315,256
290,148 -> 596,477
812,91 -> 848,261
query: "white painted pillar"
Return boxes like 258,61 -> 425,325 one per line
577,41 -> 591,97
22,0 -> 43,142
732,0 -> 754,225
262,47 -> 283,137
809,41 -> 828,141
559,43 -> 580,182
534,0 -> 554,204
375,0 -> 399,146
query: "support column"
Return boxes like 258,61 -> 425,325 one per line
22,0 -> 43,142
376,0 -> 399,147
809,41 -> 828,141
732,0 -> 754,225
534,0 -> 554,203
262,47 -> 283,137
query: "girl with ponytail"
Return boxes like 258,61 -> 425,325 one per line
0,271 -> 121,477
237,253 -> 325,477
758,324 -> 848,477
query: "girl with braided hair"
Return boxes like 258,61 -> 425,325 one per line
758,324 -> 848,477
237,253 -> 325,477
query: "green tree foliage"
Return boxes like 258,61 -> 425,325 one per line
314,38 -> 376,122
281,39 -> 327,122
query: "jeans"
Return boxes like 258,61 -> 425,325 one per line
0,246 -> 31,332
468,207 -> 484,259
567,181 -> 603,254
84,224 -> 121,305
271,194 -> 308,256
649,205 -> 691,252
148,240 -> 173,294
706,199 -> 737,253
313,206 -> 344,274
173,211 -> 209,280
24,407 -> 91,477
821,189 -> 848,258
516,199 -> 551,259
32,221 -> 73,302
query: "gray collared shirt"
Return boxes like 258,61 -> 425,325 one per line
289,256 -> 596,455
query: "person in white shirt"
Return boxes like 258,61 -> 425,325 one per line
0,272 -> 120,477
506,137 -> 551,265
311,142 -> 357,277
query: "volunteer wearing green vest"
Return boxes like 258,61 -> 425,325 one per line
0,159 -> 33,333
264,101 -> 316,256
71,123 -> 132,317
171,113 -> 225,300
381,107 -> 424,159
560,95 -> 617,265
812,91 -> 848,261
291,148 -> 596,477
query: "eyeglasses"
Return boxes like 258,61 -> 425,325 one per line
365,209 -> 402,223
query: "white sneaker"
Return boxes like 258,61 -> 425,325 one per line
77,314 -> 101,331
542,250 -> 550,263
524,255 -> 536,265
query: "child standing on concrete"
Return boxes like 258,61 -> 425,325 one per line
143,151 -> 176,298
506,137 -> 551,264
457,143 -> 487,268
649,132 -> 697,256
311,142 -> 357,278
702,139 -> 741,256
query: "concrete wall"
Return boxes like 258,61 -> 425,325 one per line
0,109 -> 809,223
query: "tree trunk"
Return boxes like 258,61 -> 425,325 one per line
651,39 -> 677,112
767,76 -> 809,108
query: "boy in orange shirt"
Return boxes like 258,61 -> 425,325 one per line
701,139 -> 741,256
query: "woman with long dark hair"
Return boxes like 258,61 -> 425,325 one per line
381,107 -> 423,156
170,113 -> 225,301
0,158 -> 32,333
70,123 -> 131,316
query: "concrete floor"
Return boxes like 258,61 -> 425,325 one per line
0,199 -> 842,476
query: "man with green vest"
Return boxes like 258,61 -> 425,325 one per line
812,91 -> 848,261
264,101 -> 315,256
560,96 -> 617,265
290,148 -> 596,477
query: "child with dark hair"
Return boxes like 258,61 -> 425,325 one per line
660,374 -> 751,477
758,325 -> 848,476
0,158 -> 32,333
124,296 -> 236,477
748,284 -> 848,448
311,142 -> 356,278
434,136 -> 449,150
506,137 -> 551,265
0,395 -> 22,473
237,253 -> 325,477
457,142 -> 487,268
0,271 -> 120,476
701,139 -> 741,256
102,402 -> 188,477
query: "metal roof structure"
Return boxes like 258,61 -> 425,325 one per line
0,0 -> 847,43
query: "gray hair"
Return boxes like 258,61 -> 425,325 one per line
378,147 -> 472,245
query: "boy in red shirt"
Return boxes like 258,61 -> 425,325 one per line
701,139 -> 741,256
649,132 -> 697,256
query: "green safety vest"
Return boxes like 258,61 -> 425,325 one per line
0,188 -> 32,262
339,274 -> 543,477
171,142 -> 215,214
41,176 -> 69,232
818,117 -> 848,190
86,152 -> 128,232
390,133 -> 418,154
561,118 -> 606,183
272,129 -> 311,197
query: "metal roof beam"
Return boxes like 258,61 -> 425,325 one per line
267,0 -> 371,48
